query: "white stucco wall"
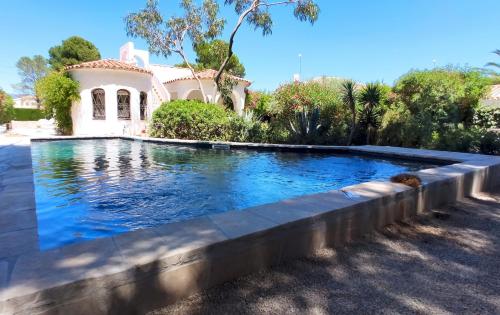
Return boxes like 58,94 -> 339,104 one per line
69,69 -> 156,136
68,65 -> 249,136
149,64 -> 192,83
165,79 -> 247,115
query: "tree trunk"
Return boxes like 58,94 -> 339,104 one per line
181,53 -> 208,103
215,1 -> 257,90
366,125 -> 371,145
347,107 -> 356,145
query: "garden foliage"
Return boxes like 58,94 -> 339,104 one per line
0,90 -> 15,124
150,100 -> 269,142
48,36 -> 101,70
12,108 -> 46,121
149,68 -> 499,155
36,72 -> 80,135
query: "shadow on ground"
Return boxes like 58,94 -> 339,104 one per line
149,193 -> 500,315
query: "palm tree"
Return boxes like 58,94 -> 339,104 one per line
359,83 -> 382,145
486,49 -> 500,70
341,80 -> 358,145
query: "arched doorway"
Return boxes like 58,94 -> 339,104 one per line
185,90 -> 204,102
217,92 -> 238,111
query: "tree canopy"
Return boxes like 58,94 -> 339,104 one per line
48,36 -> 101,70
195,40 -> 245,77
13,55 -> 49,95
125,0 -> 225,103
176,39 -> 246,77
215,0 -> 320,86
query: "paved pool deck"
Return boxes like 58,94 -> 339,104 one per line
0,135 -> 499,314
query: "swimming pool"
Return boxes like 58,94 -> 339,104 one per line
31,139 -> 436,250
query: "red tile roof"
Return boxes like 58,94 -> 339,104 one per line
66,59 -> 152,75
164,69 -> 251,85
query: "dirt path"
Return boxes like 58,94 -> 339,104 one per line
150,192 -> 500,315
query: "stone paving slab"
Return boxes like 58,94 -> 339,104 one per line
208,209 -> 277,239
0,209 -> 37,234
0,261 -> 7,289
0,135 -> 499,314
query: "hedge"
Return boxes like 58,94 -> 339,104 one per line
13,108 -> 46,121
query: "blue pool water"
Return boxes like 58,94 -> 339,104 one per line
31,139 -> 435,250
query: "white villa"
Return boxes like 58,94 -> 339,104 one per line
13,95 -> 39,109
66,42 -> 251,136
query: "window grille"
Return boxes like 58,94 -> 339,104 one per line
91,89 -> 105,120
117,89 -> 131,120
140,92 -> 147,120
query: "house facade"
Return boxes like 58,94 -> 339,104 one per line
13,95 -> 39,109
66,42 -> 251,136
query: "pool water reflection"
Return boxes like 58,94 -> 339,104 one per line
31,139 -> 435,250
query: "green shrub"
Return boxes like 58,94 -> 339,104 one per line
12,108 -> 46,121
375,70 -> 494,152
480,131 -> 500,155
0,90 -> 15,124
229,112 -> 272,143
36,71 -> 80,135
151,100 -> 236,141
390,68 -> 490,147
245,90 -> 273,120
474,106 -> 500,129
430,124 -> 483,153
377,106 -> 411,146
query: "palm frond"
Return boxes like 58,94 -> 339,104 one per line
359,82 -> 382,110
486,50 -> 500,69
485,62 -> 500,69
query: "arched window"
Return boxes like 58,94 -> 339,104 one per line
140,92 -> 147,120
117,89 -> 131,120
91,89 -> 105,120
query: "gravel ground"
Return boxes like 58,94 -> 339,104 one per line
150,192 -> 500,315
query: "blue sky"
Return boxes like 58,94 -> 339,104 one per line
0,0 -> 499,94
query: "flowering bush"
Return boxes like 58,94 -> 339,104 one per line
272,81 -> 347,144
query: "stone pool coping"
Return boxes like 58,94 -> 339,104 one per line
1,136 -> 499,314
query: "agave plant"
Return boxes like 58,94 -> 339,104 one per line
289,106 -> 322,144
359,83 -> 383,145
341,80 -> 358,145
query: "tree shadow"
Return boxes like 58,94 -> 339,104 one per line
150,192 -> 500,315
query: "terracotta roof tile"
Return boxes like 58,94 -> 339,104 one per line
164,69 -> 251,85
66,59 -> 152,75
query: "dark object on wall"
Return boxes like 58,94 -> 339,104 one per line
390,173 -> 422,188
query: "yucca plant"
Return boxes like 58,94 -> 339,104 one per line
289,106 -> 322,144
341,80 -> 358,145
359,83 -> 383,145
